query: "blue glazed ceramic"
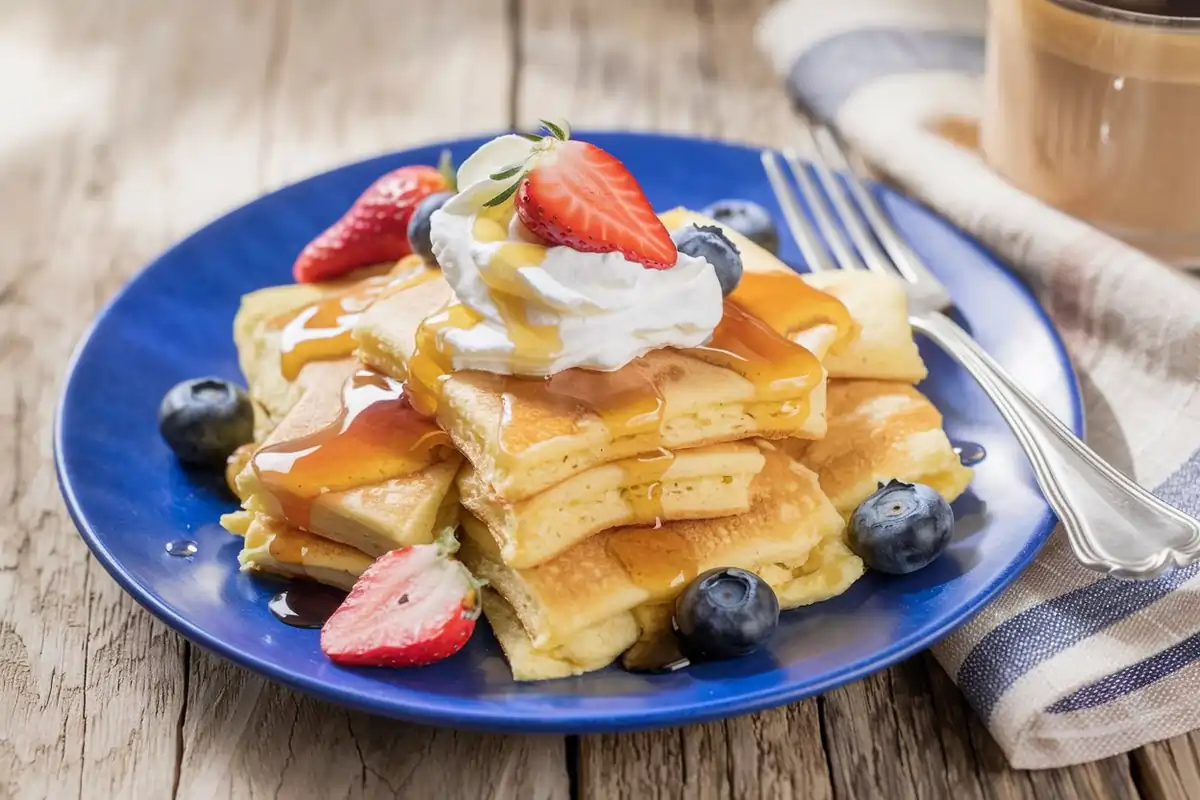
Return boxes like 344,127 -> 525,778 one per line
55,132 -> 1082,733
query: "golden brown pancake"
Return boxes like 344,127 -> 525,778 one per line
482,589 -> 640,681
801,272 -> 927,383
237,515 -> 373,591
228,358 -> 462,557
355,276 -> 828,502
659,208 -> 926,383
783,380 -> 973,516
458,441 -> 765,569
459,441 -> 846,651
233,264 -> 397,439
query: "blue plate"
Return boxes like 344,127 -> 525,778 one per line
56,132 -> 1082,733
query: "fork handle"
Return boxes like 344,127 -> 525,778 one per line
912,311 -> 1200,580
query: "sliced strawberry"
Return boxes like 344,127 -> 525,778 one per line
320,542 -> 480,667
514,140 -> 677,270
294,165 -> 448,283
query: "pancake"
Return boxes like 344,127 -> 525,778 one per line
458,441 -> 766,569
658,208 -> 926,383
227,356 -> 462,558
757,534 -> 866,609
482,589 -> 640,681
234,263 -> 397,439
801,272 -> 927,383
355,276 -> 829,502
459,441 -> 847,651
783,380 -> 973,516
237,515 -> 373,591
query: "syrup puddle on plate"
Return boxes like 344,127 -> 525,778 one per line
268,582 -> 348,629
952,441 -> 987,466
165,539 -> 198,557
621,631 -> 691,674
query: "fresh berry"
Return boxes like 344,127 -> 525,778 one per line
673,568 -> 778,661
701,199 -> 780,254
320,541 -> 481,667
407,190 -> 454,264
487,122 -> 677,269
158,378 -> 254,467
293,165 -> 449,283
849,480 -> 955,575
672,224 -> 743,296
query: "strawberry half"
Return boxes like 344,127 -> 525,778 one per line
293,165 -> 449,283
320,541 -> 481,668
488,123 -> 677,269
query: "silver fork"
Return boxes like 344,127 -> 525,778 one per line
762,123 -> 1200,580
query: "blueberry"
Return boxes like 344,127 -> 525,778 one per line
673,567 -> 778,661
158,378 -> 254,467
701,199 -> 779,255
849,480 -> 955,575
672,224 -> 743,296
407,191 -> 454,263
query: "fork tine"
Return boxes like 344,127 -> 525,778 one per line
760,150 -> 835,273
808,127 -> 894,277
811,125 -> 944,289
781,131 -> 866,271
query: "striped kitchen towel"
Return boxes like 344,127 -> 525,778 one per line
758,0 -> 1200,770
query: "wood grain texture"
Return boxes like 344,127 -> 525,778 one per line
1134,734 -> 1200,800
0,1 -> 561,798
171,5 -> 565,796
0,0 -> 1195,797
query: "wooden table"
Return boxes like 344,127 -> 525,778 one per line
3,1 -> 1199,797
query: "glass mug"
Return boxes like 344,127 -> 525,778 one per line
983,0 -> 1200,266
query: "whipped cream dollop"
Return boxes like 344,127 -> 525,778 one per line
428,135 -> 724,376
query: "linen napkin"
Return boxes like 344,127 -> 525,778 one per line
757,0 -> 1200,770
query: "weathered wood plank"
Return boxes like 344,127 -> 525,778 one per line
176,650 -> 567,800
0,0 -> 280,796
515,0 -> 800,146
168,2 -> 567,797
1134,733 -> 1200,800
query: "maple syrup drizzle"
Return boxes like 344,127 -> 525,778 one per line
268,583 -> 347,629
271,258 -> 436,380
496,359 -> 665,455
405,226 -> 839,449
485,246 -> 561,337
406,303 -> 481,416
605,527 -> 699,599
472,202 -> 515,244
685,300 -> 824,404
407,205 -> 563,416
620,448 -> 675,527
728,271 -> 854,345
251,369 -> 451,530
622,631 -> 690,674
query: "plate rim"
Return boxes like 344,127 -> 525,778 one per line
54,129 -> 1085,733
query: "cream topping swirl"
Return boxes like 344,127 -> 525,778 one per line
427,135 -> 724,376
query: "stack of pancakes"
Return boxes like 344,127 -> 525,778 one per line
222,210 -> 973,681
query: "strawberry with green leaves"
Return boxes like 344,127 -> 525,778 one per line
293,152 -> 456,283
486,121 -> 678,270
